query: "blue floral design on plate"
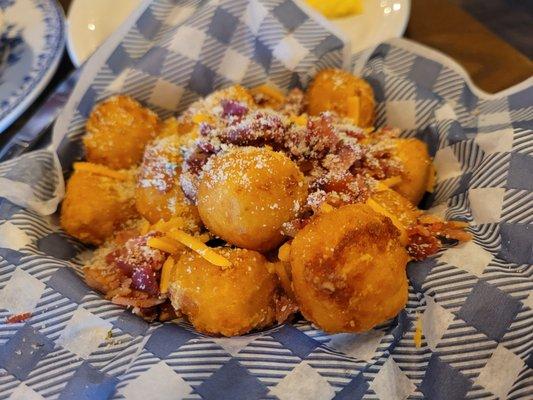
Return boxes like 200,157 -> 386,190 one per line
0,0 -> 65,133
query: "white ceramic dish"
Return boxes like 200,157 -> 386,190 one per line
333,0 -> 410,53
66,0 -> 409,68
0,0 -> 65,133
66,0 -> 141,67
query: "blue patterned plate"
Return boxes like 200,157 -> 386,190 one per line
0,0 -> 65,133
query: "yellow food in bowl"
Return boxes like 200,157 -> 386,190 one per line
306,0 -> 363,19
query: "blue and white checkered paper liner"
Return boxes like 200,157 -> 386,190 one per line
0,0 -> 532,399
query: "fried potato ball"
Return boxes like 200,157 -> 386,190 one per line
250,84 -> 286,109
157,117 -> 197,138
205,84 -> 255,108
307,69 -> 375,127
135,135 -> 201,231
60,169 -> 138,245
290,203 -> 409,333
391,138 -> 432,205
84,95 -> 160,169
197,147 -> 308,251
169,248 -> 279,336
371,187 -> 422,228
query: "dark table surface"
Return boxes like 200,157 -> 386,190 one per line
0,0 -> 531,151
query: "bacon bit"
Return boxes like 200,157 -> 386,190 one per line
167,230 -> 232,268
114,228 -> 141,245
6,312 -> 31,324
106,234 -> 166,295
406,226 -> 441,260
274,291 -> 298,324
112,296 -> 165,309
221,100 -> 248,118
417,214 -> 442,225
158,301 -> 179,322
406,216 -> 471,260
414,314 -> 423,348
131,266 -> 159,295
320,173 -> 368,205
73,162 -> 130,180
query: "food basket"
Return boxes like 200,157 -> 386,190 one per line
0,1 -> 531,398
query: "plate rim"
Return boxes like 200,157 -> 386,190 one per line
0,0 -> 66,133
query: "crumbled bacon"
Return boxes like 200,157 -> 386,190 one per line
131,265 -> 160,295
279,88 -> 306,115
221,99 -> 248,118
274,291 -> 298,324
407,219 -> 472,260
6,312 -> 31,324
105,234 -> 166,297
406,226 -> 441,260
181,107 -> 400,214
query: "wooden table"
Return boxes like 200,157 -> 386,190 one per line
0,0 -> 531,149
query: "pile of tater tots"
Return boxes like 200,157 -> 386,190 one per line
60,69 -> 470,336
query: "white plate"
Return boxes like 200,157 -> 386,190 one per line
65,0 -> 409,67
333,0 -> 410,53
66,0 -> 141,67
0,0 -> 65,133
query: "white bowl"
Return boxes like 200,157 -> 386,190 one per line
66,0 -> 410,68
66,0 -> 141,67
332,0 -> 410,53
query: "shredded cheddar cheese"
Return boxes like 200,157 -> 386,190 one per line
252,84 -> 285,103
192,113 -> 214,124
278,242 -> 291,262
414,314 -> 423,348
319,202 -> 334,213
366,198 -> 408,245
381,175 -> 403,188
290,114 -> 308,126
306,0 -> 363,18
374,177 -> 403,193
73,162 -> 129,180
167,230 -> 232,268
159,256 -> 175,294
147,236 -> 183,254
150,217 -> 188,234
